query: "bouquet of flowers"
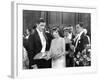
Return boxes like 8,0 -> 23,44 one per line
74,44 -> 91,66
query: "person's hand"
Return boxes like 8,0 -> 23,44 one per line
31,64 -> 38,69
76,61 -> 79,65
52,54 -> 62,60
70,44 -> 74,51
33,52 -> 43,59
74,58 -> 76,61
34,51 -> 50,60
43,55 -> 51,60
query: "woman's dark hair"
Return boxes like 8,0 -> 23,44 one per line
52,27 -> 64,37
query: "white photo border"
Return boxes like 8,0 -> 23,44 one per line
11,2 -> 97,78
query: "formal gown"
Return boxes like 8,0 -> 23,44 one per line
49,37 -> 66,68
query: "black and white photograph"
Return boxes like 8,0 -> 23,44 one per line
23,10 -> 91,69
11,2 -> 97,78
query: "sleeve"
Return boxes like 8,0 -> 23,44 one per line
47,39 -> 54,57
28,34 -> 35,57
87,36 -> 91,44
23,47 -> 28,61
62,38 -> 65,55
82,35 -> 90,47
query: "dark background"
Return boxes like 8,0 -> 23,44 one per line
23,10 -> 91,37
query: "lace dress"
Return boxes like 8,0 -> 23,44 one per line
49,37 -> 66,68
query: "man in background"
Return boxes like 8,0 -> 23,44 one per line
64,25 -> 75,67
73,22 -> 90,66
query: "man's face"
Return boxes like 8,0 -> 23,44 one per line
64,30 -> 69,37
76,24 -> 82,34
69,26 -> 73,33
37,22 -> 46,32
26,29 -> 30,35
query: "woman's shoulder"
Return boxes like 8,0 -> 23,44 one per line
51,38 -> 56,43
60,38 -> 65,44
52,37 -> 65,42
60,37 -> 65,41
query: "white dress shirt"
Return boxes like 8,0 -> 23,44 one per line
36,28 -> 46,53
68,33 -> 72,40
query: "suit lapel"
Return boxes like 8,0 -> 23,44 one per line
43,32 -> 48,41
35,29 -> 42,47
75,33 -> 84,48
35,29 -> 49,51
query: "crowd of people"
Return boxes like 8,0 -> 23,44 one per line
23,18 -> 91,69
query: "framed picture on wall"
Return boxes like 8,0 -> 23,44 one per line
11,1 -> 97,78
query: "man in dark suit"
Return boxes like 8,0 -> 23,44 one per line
28,18 -> 52,69
74,22 -> 89,66
64,25 -> 75,67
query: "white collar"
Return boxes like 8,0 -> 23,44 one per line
36,28 -> 43,34
75,30 -> 84,40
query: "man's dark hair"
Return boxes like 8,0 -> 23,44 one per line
32,24 -> 37,29
78,22 -> 84,28
67,24 -> 72,27
36,18 -> 45,24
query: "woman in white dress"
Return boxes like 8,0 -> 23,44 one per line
34,27 -> 66,68
47,27 -> 66,68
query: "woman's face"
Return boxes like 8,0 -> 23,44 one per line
53,30 -> 59,38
